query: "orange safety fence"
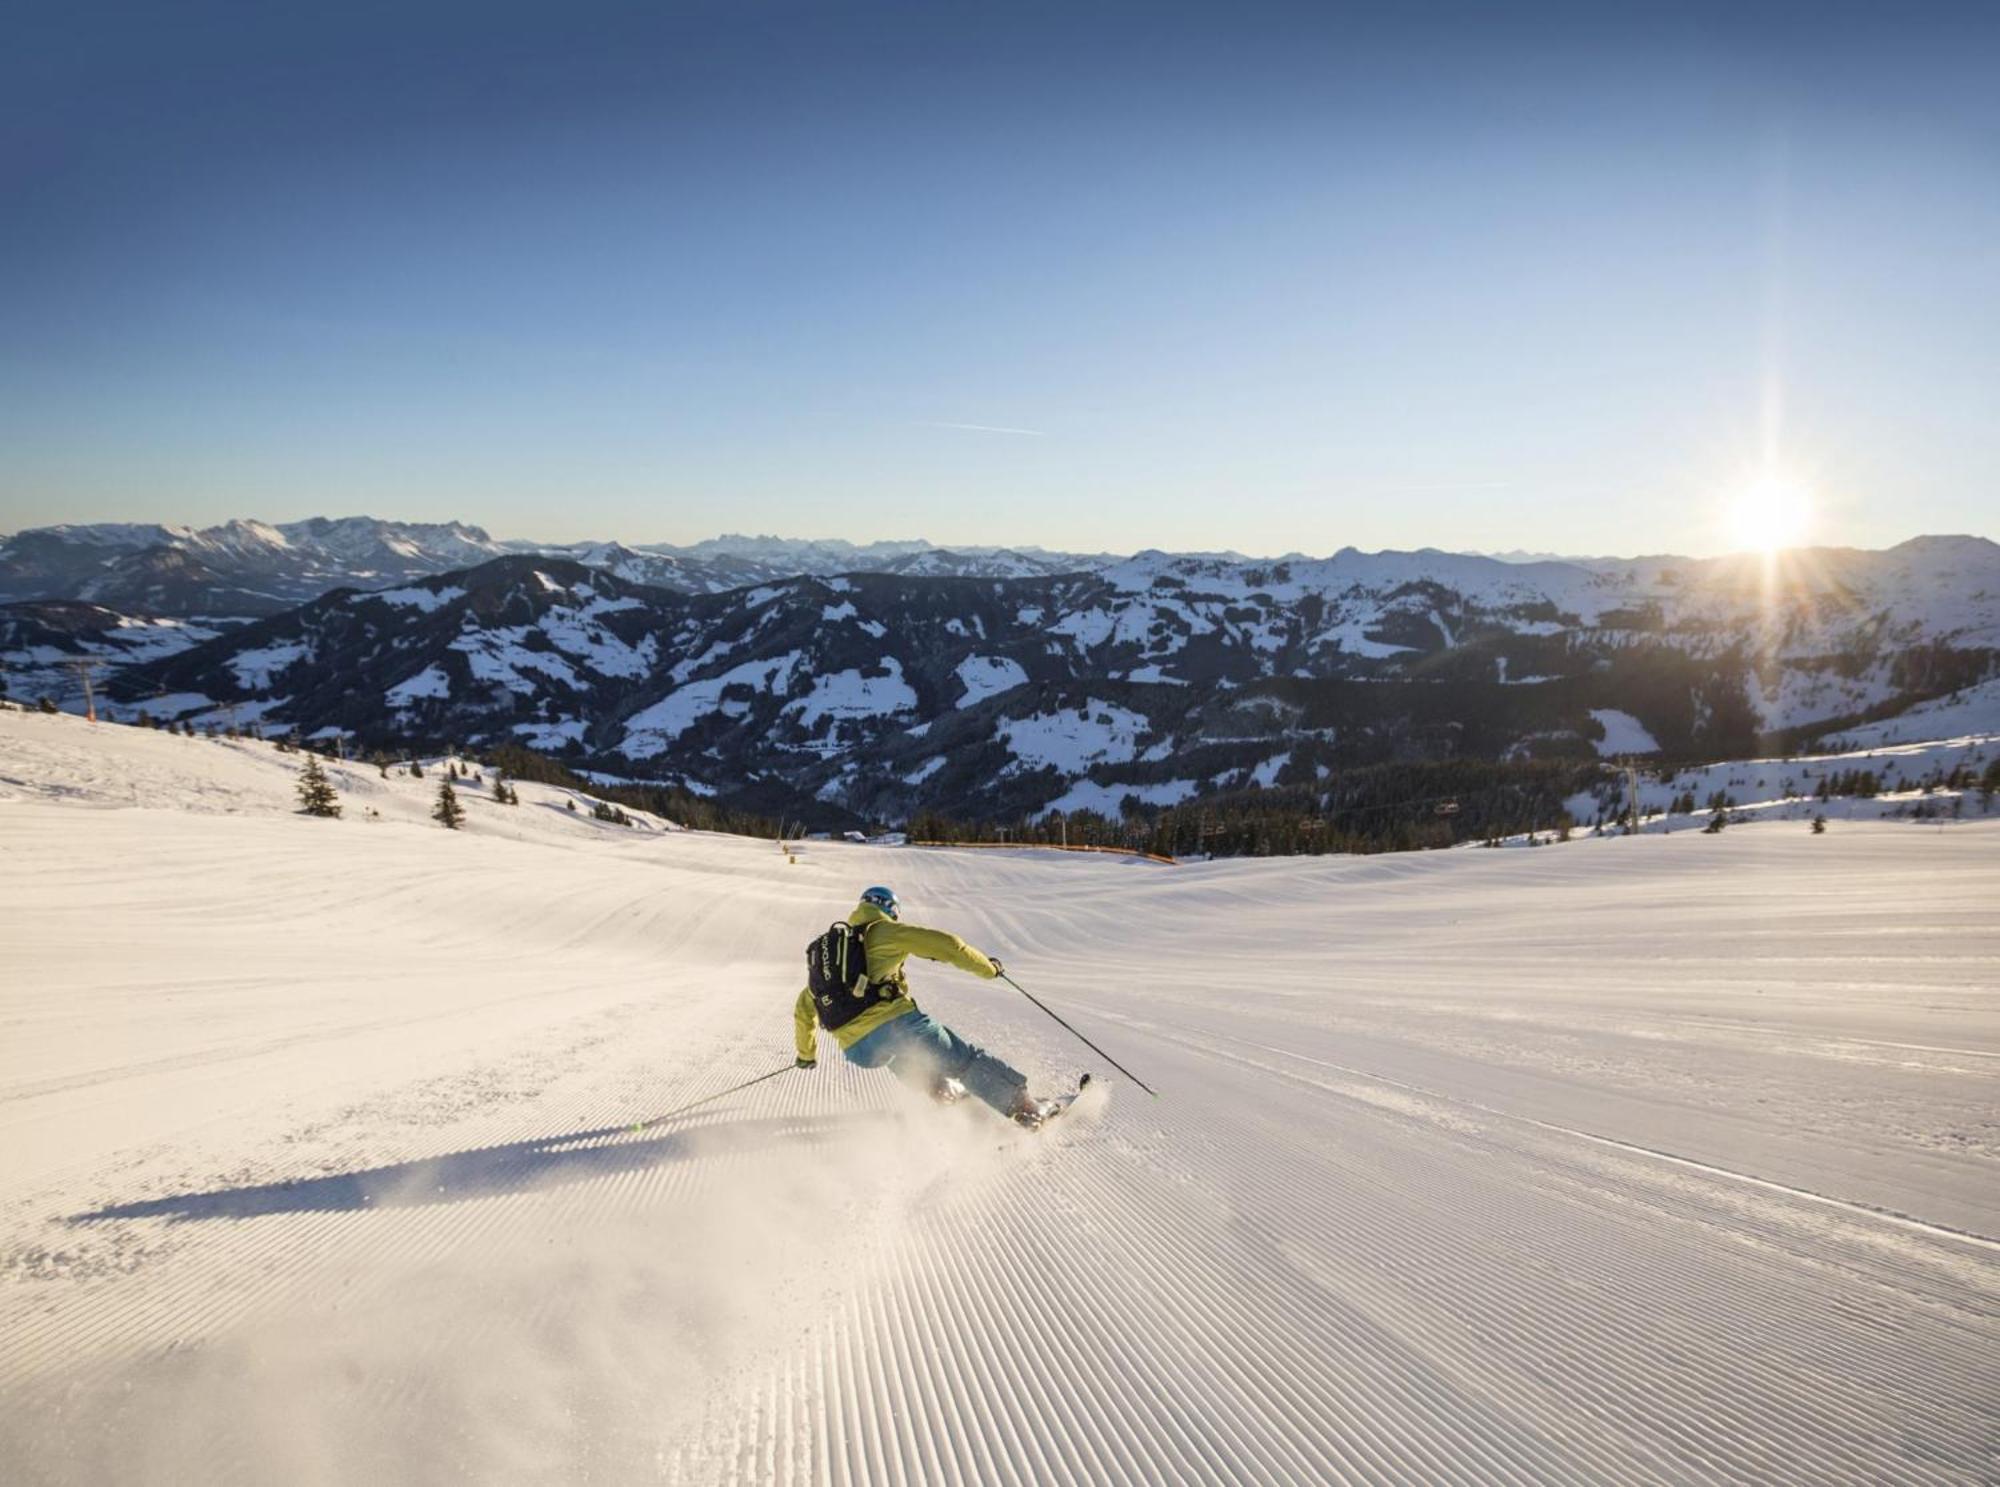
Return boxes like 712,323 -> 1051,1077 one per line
908,839 -> 1178,866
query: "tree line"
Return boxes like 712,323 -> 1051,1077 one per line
912,758 -> 1608,857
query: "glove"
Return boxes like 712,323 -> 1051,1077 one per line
794,1056 -> 816,1070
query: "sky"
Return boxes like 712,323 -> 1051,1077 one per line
2,0 -> 1995,557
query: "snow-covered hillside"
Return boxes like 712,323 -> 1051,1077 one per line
1813,675 -> 2000,751
2,706 -> 1996,1483
1556,731 -> 1999,836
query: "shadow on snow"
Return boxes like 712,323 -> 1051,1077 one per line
70,1111 -> 893,1224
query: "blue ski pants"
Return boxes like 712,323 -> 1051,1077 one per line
842,1010 -> 1027,1116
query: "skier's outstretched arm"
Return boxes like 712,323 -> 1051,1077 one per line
876,922 -> 1000,979
792,988 -> 818,1064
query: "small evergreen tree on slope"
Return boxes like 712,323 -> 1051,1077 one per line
433,777 -> 465,830
296,755 -> 343,819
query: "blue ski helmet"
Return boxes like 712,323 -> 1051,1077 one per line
859,885 -> 900,920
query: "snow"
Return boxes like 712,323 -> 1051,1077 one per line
128,691 -> 218,719
903,756 -> 945,785
1318,614 -> 1417,659
447,634 -> 549,694
1817,677 -> 2000,750
532,610 -> 656,680
1039,776 -> 1199,816
511,718 -> 586,749
1560,732 -> 1998,834
385,664 -> 451,707
2,703 -> 1997,1484
620,653 -> 804,755
1048,606 -> 1116,647
784,658 -> 918,728
1588,707 -> 1660,756
370,585 -> 464,613
232,642 -> 311,691
666,637 -> 739,685
1249,750 -> 1290,787
997,698 -> 1150,771
953,654 -> 1029,706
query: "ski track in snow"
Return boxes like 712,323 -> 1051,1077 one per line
1,709 -> 1997,1484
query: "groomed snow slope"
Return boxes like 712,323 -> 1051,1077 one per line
2,708 -> 1996,1485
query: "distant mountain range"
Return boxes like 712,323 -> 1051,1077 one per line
0,517 -> 1107,614
5,519 -> 1991,828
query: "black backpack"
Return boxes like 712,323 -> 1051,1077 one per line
805,921 -> 901,1031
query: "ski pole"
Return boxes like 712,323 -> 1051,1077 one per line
999,972 -> 1158,1097
627,1062 -> 795,1132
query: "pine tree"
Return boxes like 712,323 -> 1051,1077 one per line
296,755 -> 343,818
38,696 -> 58,714
1810,812 -> 1827,834
492,772 -> 518,805
433,777 -> 465,830
409,757 -> 425,778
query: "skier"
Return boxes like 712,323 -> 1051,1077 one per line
794,886 -> 1059,1127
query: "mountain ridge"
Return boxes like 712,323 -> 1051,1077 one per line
12,514 -> 1993,616
15,532 -> 1981,828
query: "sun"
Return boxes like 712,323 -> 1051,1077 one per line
1729,470 -> 1812,553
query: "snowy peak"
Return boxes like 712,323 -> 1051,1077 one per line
0,516 -> 510,616
276,515 -> 501,569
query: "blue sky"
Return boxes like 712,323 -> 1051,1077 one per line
3,1 -> 1994,556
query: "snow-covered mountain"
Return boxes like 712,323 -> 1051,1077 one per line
649,533 -> 1110,578
0,519 -> 1112,613
0,517 -> 511,615
63,535 -> 1996,827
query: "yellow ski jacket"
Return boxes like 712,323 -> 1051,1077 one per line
794,901 -> 999,1060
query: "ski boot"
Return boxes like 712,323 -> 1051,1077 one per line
931,1076 -> 969,1106
1007,1089 -> 1059,1130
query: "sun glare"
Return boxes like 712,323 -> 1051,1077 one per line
1729,471 -> 1811,554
